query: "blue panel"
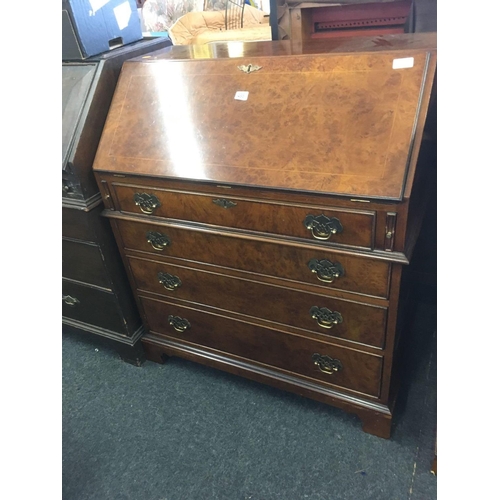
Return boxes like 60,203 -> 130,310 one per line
67,0 -> 143,58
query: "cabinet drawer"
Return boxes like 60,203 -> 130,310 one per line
140,296 -> 383,398
62,239 -> 111,288
62,279 -> 127,334
128,257 -> 387,348
112,183 -> 375,249
116,219 -> 390,298
62,204 -> 101,242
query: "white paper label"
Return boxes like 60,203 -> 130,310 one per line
392,57 -> 414,69
114,2 -> 132,30
234,91 -> 249,101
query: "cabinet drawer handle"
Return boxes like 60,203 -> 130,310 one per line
312,353 -> 343,374
213,198 -> 237,209
308,258 -> 345,283
158,272 -> 182,291
237,64 -> 262,74
168,315 -> 190,333
133,193 -> 161,214
303,214 -> 343,241
62,295 -> 79,306
310,306 -> 343,329
146,231 -> 171,251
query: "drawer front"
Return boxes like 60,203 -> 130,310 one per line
112,183 -> 375,249
62,239 -> 111,288
62,205 -> 97,242
116,219 -> 390,298
62,279 -> 127,334
62,203 -> 107,242
140,296 -> 383,398
128,257 -> 387,348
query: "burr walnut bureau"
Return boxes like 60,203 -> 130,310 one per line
92,33 -> 437,437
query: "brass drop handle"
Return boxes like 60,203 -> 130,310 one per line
62,295 -> 79,306
310,306 -> 343,329
312,353 -> 343,374
168,315 -> 190,333
133,193 -> 161,214
303,214 -> 343,241
158,272 -> 182,291
213,198 -> 237,209
308,258 -> 345,283
146,231 -> 171,251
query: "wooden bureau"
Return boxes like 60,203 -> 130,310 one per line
62,37 -> 172,364
92,33 -> 437,437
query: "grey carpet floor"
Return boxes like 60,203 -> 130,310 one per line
62,297 -> 436,500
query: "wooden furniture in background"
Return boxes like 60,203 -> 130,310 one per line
92,33 -> 436,435
62,37 -> 172,365
282,1 -> 413,42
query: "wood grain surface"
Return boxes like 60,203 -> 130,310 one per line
93,36 -> 436,200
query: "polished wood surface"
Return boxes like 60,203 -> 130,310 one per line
140,295 -> 383,397
111,182 -> 376,249
128,255 -> 387,348
113,216 -> 392,298
100,172 -> 422,257
93,36 -> 436,200
139,33 -> 437,60
94,34 -> 437,437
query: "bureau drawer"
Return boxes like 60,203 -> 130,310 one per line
62,279 -> 127,334
62,239 -> 111,288
128,257 -> 387,348
115,219 -> 390,298
112,183 -> 375,249
140,296 -> 383,398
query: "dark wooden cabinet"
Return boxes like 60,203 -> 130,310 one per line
62,37 -> 172,364
92,33 -> 436,434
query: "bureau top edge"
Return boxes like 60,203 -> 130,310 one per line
97,170 -> 408,205
130,33 -> 436,63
